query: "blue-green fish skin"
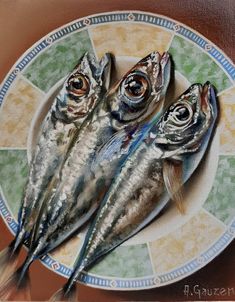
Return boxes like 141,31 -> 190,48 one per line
28,52 -> 171,258
39,124 -> 147,254
13,52 -> 112,252
62,82 -> 217,295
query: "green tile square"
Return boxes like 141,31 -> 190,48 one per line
89,244 -> 153,278
0,150 -> 28,218
169,36 -> 232,92
23,30 -> 94,92
204,156 -> 235,224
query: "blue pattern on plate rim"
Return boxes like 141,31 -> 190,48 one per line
1,191 -> 234,289
0,11 -> 234,289
0,11 -> 235,106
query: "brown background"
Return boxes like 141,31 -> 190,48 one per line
0,0 -> 234,301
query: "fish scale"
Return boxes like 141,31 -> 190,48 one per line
91,146 -> 162,237
26,52 -> 171,262
17,53 -> 112,249
0,52 -> 113,298
51,117 -> 111,206
54,82 -> 218,300
0,52 -> 171,302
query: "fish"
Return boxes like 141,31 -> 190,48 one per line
0,52 -> 112,297
50,82 -> 218,301
28,52 -> 170,253
18,52 -> 112,243
0,52 -> 171,301
32,51 -> 171,256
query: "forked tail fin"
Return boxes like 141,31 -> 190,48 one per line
0,266 -> 31,301
0,241 -> 21,288
49,283 -> 77,302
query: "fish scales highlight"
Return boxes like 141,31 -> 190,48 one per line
54,82 -> 217,300
17,52 -> 112,249
10,52 -> 170,288
0,52 -> 171,300
0,52 -> 112,296
30,52 -> 171,258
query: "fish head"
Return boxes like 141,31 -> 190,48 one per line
153,82 -> 217,156
55,52 -> 112,123
106,51 -> 171,130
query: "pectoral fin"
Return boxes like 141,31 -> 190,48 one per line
163,159 -> 185,214
92,124 -> 144,170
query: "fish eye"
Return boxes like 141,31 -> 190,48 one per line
164,103 -> 193,126
123,73 -> 149,100
170,103 -> 193,124
67,74 -> 90,97
174,105 -> 191,122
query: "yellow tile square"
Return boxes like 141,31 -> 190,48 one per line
90,23 -> 173,58
149,210 -> 224,273
0,77 -> 44,148
219,87 -> 235,153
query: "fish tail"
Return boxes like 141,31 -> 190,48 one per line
0,238 -> 22,287
0,265 -> 31,301
0,252 -> 34,301
11,228 -> 26,254
49,283 -> 77,302
50,249 -> 87,301
49,287 -> 65,302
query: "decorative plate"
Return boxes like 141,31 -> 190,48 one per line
0,11 -> 234,290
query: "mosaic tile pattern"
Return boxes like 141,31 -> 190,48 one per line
204,156 -> 235,224
89,244 -> 153,278
149,210 -> 224,274
169,36 -> 232,92
0,12 -> 234,287
90,23 -> 173,58
0,78 -> 44,148
0,150 -> 28,218
50,235 -> 81,267
23,30 -> 93,92
219,87 -> 235,153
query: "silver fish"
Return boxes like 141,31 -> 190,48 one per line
35,52 -> 172,256
18,52 -> 171,273
13,52 -> 112,251
54,82 -> 217,299
0,53 -> 112,292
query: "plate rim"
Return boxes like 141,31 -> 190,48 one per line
0,10 -> 234,290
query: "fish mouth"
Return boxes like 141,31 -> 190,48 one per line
193,82 -> 217,130
200,82 -> 210,113
201,82 -> 217,117
187,82 -> 216,130
180,83 -> 214,119
151,52 -> 171,101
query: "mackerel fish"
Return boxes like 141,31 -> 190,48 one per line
19,52 -> 171,274
0,52 -> 112,291
35,52 -> 171,255
55,82 -> 218,300
15,52 -> 112,251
